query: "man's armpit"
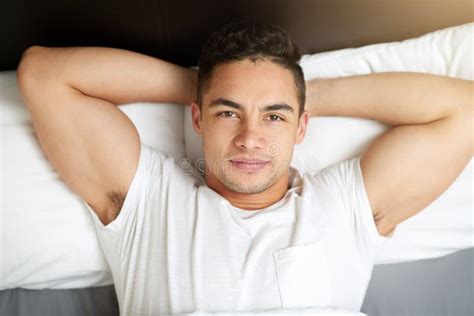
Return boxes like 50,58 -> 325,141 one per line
107,190 -> 126,221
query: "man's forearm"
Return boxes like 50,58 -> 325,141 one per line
19,46 -> 198,106
305,72 -> 473,125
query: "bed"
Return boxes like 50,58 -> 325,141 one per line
1,0 -> 473,315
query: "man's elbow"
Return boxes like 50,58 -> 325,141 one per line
455,99 -> 474,156
455,80 -> 474,115
17,45 -> 49,86
462,83 -> 473,155
447,80 -> 473,155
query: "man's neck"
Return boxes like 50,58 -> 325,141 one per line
205,172 -> 290,210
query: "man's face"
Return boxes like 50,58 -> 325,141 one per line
191,59 -> 308,194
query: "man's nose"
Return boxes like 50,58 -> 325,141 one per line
233,121 -> 265,150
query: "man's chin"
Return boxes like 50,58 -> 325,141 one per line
224,183 -> 270,195
220,173 -> 274,194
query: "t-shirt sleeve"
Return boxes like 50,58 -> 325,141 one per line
314,156 -> 392,252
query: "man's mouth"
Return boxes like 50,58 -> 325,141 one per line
230,158 -> 270,173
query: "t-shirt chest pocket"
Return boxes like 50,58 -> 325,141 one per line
272,240 -> 333,308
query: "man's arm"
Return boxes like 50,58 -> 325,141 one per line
17,46 -> 197,225
305,72 -> 473,236
20,46 -> 198,105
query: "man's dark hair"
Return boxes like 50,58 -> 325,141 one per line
197,21 -> 306,117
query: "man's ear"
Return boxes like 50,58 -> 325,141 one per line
295,110 -> 309,144
191,101 -> 203,135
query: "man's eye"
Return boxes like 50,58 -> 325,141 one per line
268,114 -> 284,121
219,111 -> 237,118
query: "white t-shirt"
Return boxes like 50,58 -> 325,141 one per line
84,142 -> 390,316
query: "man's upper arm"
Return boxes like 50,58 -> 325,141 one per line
360,107 -> 473,236
17,49 -> 141,225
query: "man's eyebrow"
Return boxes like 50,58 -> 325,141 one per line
209,98 -> 294,113
262,104 -> 294,113
209,98 -> 242,109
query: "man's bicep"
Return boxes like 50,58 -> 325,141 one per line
360,110 -> 473,236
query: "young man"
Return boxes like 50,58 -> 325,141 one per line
17,22 -> 472,315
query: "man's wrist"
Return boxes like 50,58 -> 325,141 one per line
187,68 -> 198,105
304,78 -> 325,117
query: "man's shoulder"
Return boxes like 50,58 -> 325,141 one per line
302,157 -> 359,183
298,157 -> 360,200
148,148 -> 204,185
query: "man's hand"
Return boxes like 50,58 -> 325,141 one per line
305,72 -> 473,236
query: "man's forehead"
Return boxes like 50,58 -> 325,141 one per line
212,59 -> 292,79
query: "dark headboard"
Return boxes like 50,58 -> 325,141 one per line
2,0 -> 473,71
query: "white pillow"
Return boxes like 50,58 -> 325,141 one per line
184,22 -> 474,263
0,70 -> 185,289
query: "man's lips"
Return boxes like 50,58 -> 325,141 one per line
229,158 -> 270,172
231,158 -> 269,163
